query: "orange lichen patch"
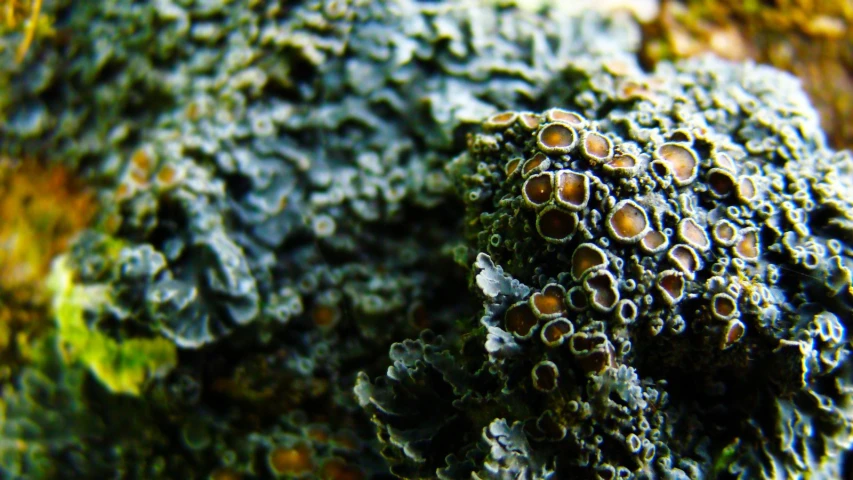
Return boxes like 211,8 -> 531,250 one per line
505,301 -> 539,339
545,109 -> 586,127
483,111 -> 518,130
522,172 -> 554,208
713,152 -> 737,173
320,458 -> 364,480
640,1 -> 749,62
603,154 -> 639,176
541,318 -> 573,347
579,348 -> 612,374
569,332 -> 607,354
736,176 -> 757,202
268,444 -> 314,476
581,132 -> 613,163
536,206 -> 578,243
156,164 -> 180,186
129,167 -> 149,186
130,148 -> 152,172
537,122 -> 578,154
505,158 -> 522,177
712,220 -> 737,247
721,320 -> 745,350
532,361 -> 559,392
311,304 -> 341,328
734,228 -> 760,262
571,243 -> 608,281
554,169 -> 589,210
609,154 -> 636,168
569,332 -> 612,374
583,271 -> 619,312
114,182 -> 134,202
530,284 -> 567,319
707,168 -> 736,197
677,218 -> 710,251
617,80 -> 657,101
590,286 -> 618,312
154,162 -> 187,190
657,270 -> 685,305
210,468 -> 243,480
521,152 -> 550,177
656,143 -> 699,186
668,245 -> 700,279
0,159 -> 97,373
640,230 -> 668,254
518,112 -> 541,130
607,200 -> 650,243
711,293 -> 737,321
566,286 -> 588,311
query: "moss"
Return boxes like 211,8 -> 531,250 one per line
47,255 -> 176,395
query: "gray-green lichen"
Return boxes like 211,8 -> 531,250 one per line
359,55 -> 853,478
0,0 -> 644,478
2,0 -> 852,479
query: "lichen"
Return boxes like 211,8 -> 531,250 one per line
1,0 -> 852,478
641,0 -> 853,149
362,53 -> 853,478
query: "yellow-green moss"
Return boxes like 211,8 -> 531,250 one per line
47,255 -> 177,395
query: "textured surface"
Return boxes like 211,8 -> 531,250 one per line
1,0 -> 637,351
641,0 -> 853,149
0,0 -> 642,478
1,0 -> 852,478
0,159 -> 96,384
360,54 -> 853,478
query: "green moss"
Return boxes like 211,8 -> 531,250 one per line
47,255 -> 176,395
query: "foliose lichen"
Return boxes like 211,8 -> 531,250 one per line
0,0 -> 644,477
359,52 -> 853,478
641,0 -> 853,149
2,0 -> 852,478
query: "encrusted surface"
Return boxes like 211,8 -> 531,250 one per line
641,0 -> 853,149
2,0 -> 852,479
361,54 -> 853,478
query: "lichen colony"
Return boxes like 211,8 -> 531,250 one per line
1,0 -> 852,479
